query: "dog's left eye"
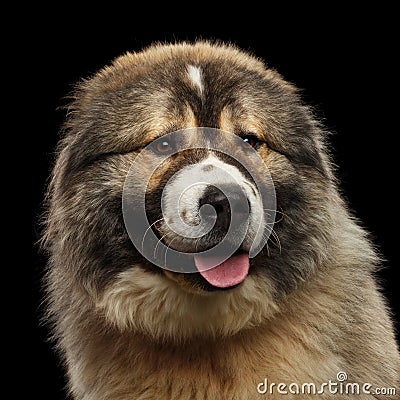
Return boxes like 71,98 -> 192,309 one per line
242,135 -> 260,149
152,140 -> 174,154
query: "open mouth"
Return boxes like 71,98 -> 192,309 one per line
152,216 -> 252,290
161,248 -> 251,292
194,250 -> 250,288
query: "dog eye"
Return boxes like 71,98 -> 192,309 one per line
242,135 -> 260,149
152,140 -> 174,154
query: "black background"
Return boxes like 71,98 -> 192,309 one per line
26,14 -> 398,400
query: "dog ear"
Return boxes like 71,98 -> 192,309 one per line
266,127 -> 332,179
287,134 -> 331,178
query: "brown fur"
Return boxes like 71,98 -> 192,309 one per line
43,42 -> 400,399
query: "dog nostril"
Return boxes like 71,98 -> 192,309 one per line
198,185 -> 250,230
199,187 -> 230,217
213,203 -> 224,215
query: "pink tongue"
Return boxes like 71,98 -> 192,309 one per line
194,252 -> 250,288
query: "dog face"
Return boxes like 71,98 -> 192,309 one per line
47,42 -> 335,340
122,127 -> 275,292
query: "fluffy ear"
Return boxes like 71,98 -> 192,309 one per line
264,117 -> 333,180
255,69 -> 334,180
285,133 -> 333,179
52,89 -> 118,191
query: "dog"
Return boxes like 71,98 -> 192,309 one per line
42,42 -> 400,399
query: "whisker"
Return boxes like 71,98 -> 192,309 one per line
141,218 -> 164,253
258,226 -> 282,254
269,229 -> 282,253
194,237 -> 202,253
278,207 -> 294,224
154,233 -> 169,258
266,243 -> 271,257
164,237 -> 178,268
263,207 -> 291,225
263,208 -> 284,214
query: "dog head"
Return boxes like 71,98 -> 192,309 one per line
45,42 -> 340,340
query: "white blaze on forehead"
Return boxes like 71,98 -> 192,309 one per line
187,64 -> 204,95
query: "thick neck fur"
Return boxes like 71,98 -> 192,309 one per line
56,258 -> 399,400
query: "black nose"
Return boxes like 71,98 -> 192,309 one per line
199,185 -> 250,232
